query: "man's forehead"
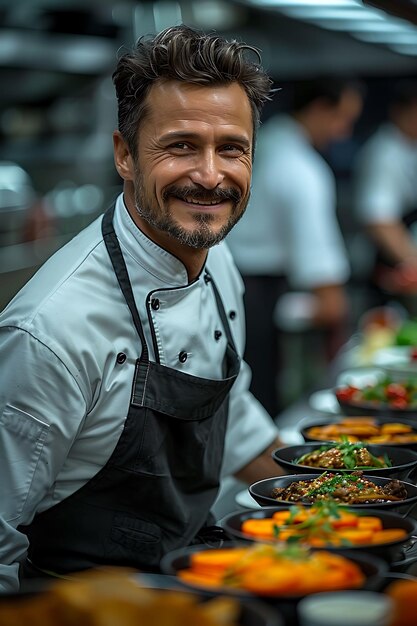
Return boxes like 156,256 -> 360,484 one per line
140,80 -> 253,140
145,80 -> 251,117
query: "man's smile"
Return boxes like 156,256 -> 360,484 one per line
182,197 -> 223,206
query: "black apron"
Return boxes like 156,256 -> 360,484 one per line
19,203 -> 240,578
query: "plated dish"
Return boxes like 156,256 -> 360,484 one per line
301,416 -> 417,449
161,542 -> 386,598
272,441 -> 417,480
335,375 -> 417,418
249,473 -> 417,515
292,442 -> 390,470
309,368 -> 387,415
221,503 -> 416,563
268,472 -> 407,505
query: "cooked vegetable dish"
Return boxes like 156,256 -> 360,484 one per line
178,543 -> 365,596
335,376 -> 417,410
295,440 -> 391,470
240,501 -> 407,547
271,471 -> 408,504
304,417 -> 417,445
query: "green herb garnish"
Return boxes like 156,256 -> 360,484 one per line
294,438 -> 391,470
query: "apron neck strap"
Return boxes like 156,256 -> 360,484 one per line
102,203 -> 149,362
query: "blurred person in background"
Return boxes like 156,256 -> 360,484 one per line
227,77 -> 364,416
0,161 -> 54,246
0,24 -> 284,592
354,80 -> 417,303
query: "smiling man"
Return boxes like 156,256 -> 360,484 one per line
114,79 -> 253,279
0,25 -> 283,591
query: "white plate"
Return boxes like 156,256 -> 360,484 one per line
279,428 -> 305,445
336,367 -> 386,388
363,352 -> 417,382
235,489 -> 261,509
372,346 -> 417,378
372,346 -> 412,368
309,389 -> 340,415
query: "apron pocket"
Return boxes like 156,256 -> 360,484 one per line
111,514 -> 161,554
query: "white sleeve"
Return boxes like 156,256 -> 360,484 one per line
0,327 -> 87,592
221,358 -> 279,477
355,150 -> 404,223
285,163 -> 350,288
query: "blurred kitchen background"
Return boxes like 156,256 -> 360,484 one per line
1,0 -> 417,409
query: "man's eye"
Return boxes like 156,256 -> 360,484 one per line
221,145 -> 244,155
170,142 -> 190,150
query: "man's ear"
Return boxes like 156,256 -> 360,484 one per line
113,131 -> 135,181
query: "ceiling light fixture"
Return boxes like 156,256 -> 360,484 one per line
353,30 -> 417,43
388,43 -> 417,55
277,7 -> 385,20
245,0 -> 361,7
309,18 -> 415,31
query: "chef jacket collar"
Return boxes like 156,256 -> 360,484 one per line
113,193 -> 207,287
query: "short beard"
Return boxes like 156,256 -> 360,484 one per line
133,180 -> 247,249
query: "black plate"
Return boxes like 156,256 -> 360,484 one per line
220,505 -> 417,565
272,443 -> 417,480
300,415 -> 417,452
161,543 -> 388,626
248,473 -> 417,518
378,571 -> 417,590
161,542 -> 387,596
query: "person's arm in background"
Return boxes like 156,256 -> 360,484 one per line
366,221 -> 417,267
0,328 -> 86,592
365,221 -> 417,292
354,136 -> 417,288
285,160 -> 351,329
234,435 -> 284,483
312,283 -> 349,327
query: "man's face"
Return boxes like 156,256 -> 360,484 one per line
131,80 -> 253,250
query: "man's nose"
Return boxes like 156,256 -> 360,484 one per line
189,150 -> 224,189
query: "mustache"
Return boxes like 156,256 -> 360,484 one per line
162,184 -> 241,205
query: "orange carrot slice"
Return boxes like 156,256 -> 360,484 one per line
371,529 -> 407,544
357,517 -> 383,532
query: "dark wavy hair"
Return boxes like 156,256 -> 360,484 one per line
112,24 -> 273,158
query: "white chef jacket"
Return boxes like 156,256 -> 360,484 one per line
354,122 -> 417,224
227,115 -> 350,288
0,193 -> 278,592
